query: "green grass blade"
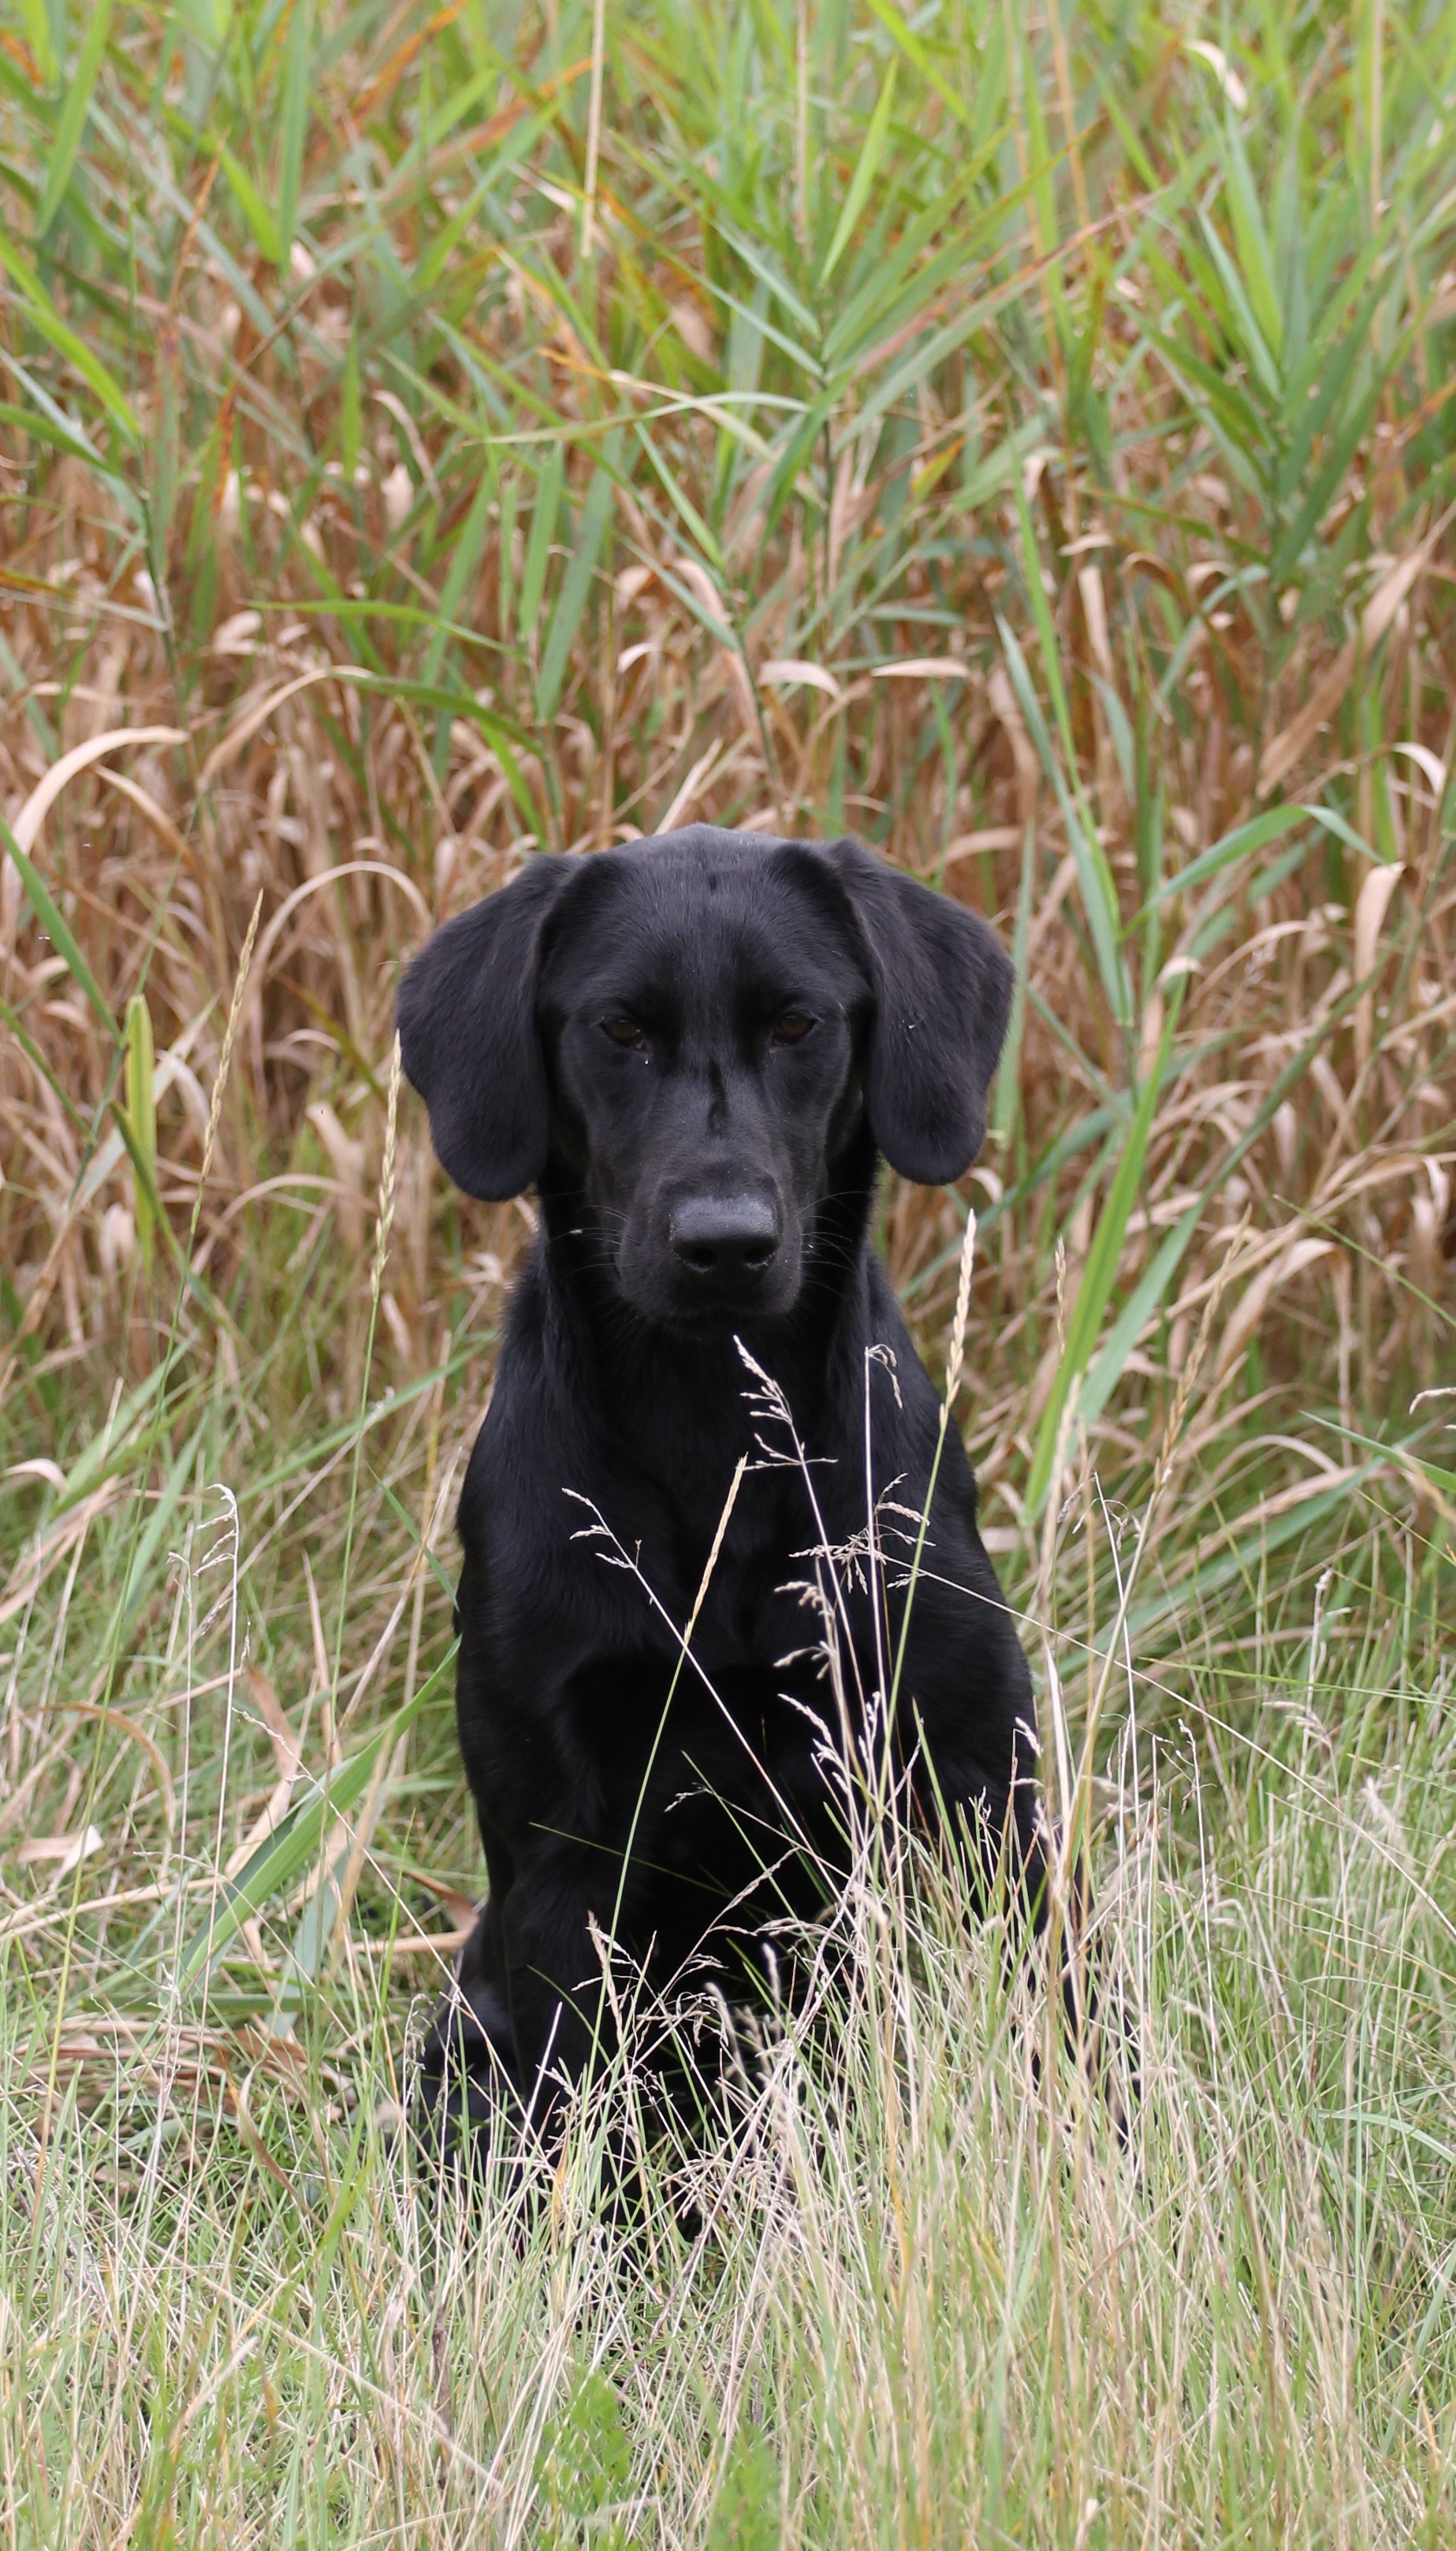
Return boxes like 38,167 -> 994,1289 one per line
179,1647 -> 457,1992
0,398 -> 108,469
1221,121 -> 1283,361
1074,1199 -> 1201,1435
275,0 -> 311,269
214,136 -> 283,267
997,616 -> 1131,1028
1026,990 -> 1182,1515
821,58 -> 898,286
990,822 -> 1035,1154
1142,804 -> 1381,915
0,233 -> 142,442
537,455 -> 618,725
519,446 -> 564,647
123,994 -> 156,1274
35,0 -> 117,237
421,472 -> 497,688
1,811 -> 117,1041
862,0 -> 969,129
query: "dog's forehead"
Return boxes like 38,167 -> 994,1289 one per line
547,833 -> 863,998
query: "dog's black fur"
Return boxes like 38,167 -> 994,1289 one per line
399,826 -> 1047,2145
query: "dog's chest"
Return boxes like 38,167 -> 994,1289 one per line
619,1496 -> 876,1784
553,1458 -> 866,1748
631,1640 -> 855,1910
556,1417 -> 908,1717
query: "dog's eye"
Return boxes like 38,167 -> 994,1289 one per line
771,1012 -> 814,1046
601,1016 -> 646,1050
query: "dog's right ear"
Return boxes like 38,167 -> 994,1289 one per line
397,855 -> 579,1200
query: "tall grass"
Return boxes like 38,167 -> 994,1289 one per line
0,0 -> 1453,2540
1,1583 -> 1453,2545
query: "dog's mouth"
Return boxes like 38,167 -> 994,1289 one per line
609,1232 -> 803,1333
653,1285 -> 799,1336
627,1265 -> 806,1334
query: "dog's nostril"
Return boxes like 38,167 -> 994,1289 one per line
669,1195 -> 780,1280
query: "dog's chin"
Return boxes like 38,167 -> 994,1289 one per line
616,1259 -> 805,1336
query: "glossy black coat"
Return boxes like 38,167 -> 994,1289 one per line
398,828 -> 1041,2135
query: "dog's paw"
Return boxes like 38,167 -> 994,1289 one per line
408,1981 -> 525,2176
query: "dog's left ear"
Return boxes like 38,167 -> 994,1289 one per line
817,837 -> 1014,1185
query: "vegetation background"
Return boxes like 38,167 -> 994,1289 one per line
1,0 -> 1454,2539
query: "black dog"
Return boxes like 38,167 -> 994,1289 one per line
399,826 -> 1048,2146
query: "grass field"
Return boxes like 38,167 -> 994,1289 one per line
2,0 -> 1454,2539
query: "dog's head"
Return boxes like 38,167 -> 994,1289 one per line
399,828 -> 1011,1332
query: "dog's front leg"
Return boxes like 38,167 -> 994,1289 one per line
415,1890 -> 519,2147
415,1839 -> 622,2152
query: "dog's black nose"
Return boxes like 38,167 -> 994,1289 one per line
669,1194 -> 780,1280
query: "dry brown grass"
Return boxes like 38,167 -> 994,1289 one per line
2,29 -> 1452,1480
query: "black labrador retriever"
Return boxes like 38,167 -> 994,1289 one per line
399,825 -> 1048,2146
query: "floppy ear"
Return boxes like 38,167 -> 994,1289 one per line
817,837 -> 1014,1185
397,855 -> 579,1200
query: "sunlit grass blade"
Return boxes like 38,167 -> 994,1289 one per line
820,56 -> 897,286
275,0 -> 311,268
537,448 -> 619,724
1026,989 -> 1182,1516
35,0 -> 117,237
0,234 -> 141,442
179,1647 -> 456,1992
1,812 -> 117,1040
997,615 -> 1132,1031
